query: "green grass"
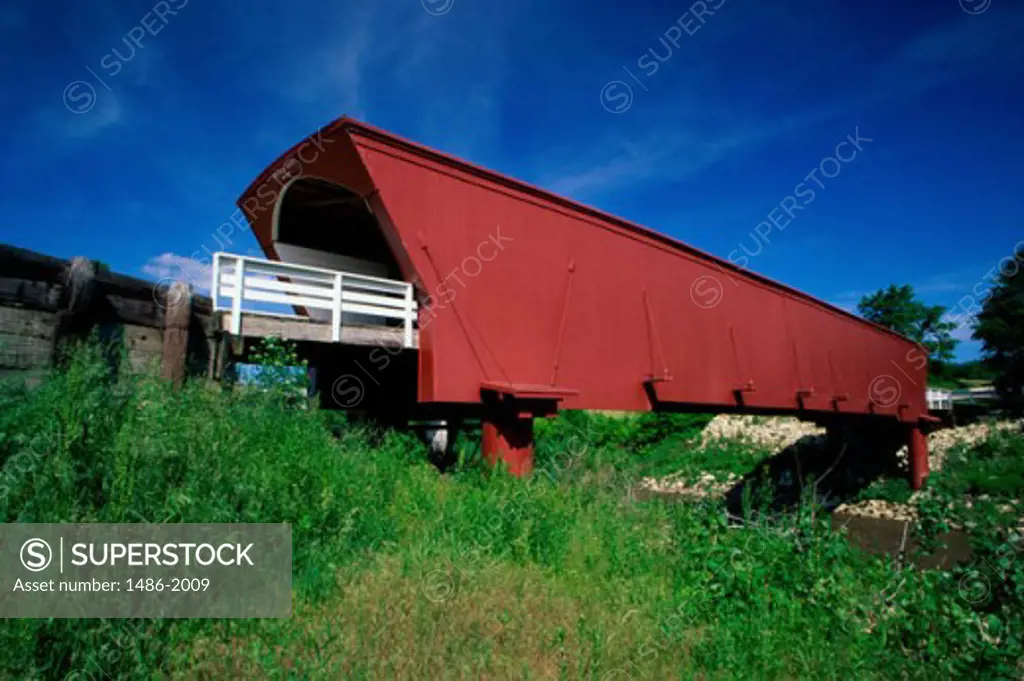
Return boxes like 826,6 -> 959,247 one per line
854,476 -> 915,504
856,424 -> 1024,503
0,343 -> 1022,679
534,410 -> 715,478
937,430 -> 1024,498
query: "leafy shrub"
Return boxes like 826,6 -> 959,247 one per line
533,410 -> 713,479
906,430 -> 1024,678
856,476 -> 915,504
942,429 -> 1024,498
2,344 -> 1021,678
245,335 -> 310,395
0,342 -> 425,678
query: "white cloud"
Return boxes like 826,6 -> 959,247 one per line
142,252 -> 211,292
39,95 -> 123,142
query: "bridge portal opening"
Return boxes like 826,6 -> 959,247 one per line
273,177 -> 402,281
269,177 -> 420,420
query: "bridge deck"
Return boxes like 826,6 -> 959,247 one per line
212,252 -> 418,349
218,311 -> 418,348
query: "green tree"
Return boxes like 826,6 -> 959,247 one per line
248,336 -> 310,399
857,284 -> 957,366
973,270 -> 1024,409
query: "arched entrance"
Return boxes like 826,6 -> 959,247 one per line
272,177 -> 403,280
266,177 -> 421,420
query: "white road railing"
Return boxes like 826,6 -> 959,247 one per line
212,252 -> 417,348
926,388 -> 953,412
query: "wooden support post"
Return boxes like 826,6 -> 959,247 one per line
481,400 -> 535,477
908,424 -> 929,490
206,329 -> 219,380
206,317 -> 228,381
213,333 -> 230,380
160,281 -> 192,387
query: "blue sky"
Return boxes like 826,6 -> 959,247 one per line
1,0 -> 1022,360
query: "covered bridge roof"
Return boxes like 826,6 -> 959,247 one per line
238,117 -> 928,423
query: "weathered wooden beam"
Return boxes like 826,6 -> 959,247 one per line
50,257 -> 97,361
102,293 -> 164,328
160,282 -> 192,387
1,244 -> 220,382
1,243 -> 212,317
0,329 -> 56,369
0,307 -> 57,338
0,244 -> 66,280
0,278 -> 62,311
218,312 -> 418,348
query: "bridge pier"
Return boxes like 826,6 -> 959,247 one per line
481,403 -> 534,476
908,424 -> 929,490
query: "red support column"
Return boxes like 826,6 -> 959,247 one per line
481,404 -> 534,477
908,424 -> 929,490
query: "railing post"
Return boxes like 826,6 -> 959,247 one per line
332,272 -> 343,342
231,257 -> 244,336
211,253 -> 221,311
403,283 -> 414,348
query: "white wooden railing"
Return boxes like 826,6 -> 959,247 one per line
212,253 -> 417,348
926,388 -> 953,412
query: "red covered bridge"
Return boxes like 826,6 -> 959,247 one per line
224,117 -> 932,487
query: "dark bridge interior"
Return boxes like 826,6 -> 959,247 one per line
276,178 -> 402,280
